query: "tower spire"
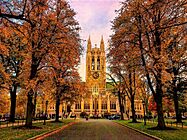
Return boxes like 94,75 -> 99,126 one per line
100,35 -> 105,52
87,35 -> 91,52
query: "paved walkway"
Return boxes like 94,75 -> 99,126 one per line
44,119 -> 155,140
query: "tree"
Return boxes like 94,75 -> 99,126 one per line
107,73 -> 125,120
136,77 -> 151,118
165,26 -> 187,123
107,41 -> 141,122
110,0 -> 186,129
109,16 -> 143,122
0,0 -> 82,127
0,25 -> 27,122
44,4 -> 82,121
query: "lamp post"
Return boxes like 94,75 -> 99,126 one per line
43,100 -> 48,125
142,100 -> 146,126
94,97 -> 97,115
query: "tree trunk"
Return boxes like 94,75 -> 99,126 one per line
33,92 -> 37,117
131,96 -> 137,122
156,96 -> 165,129
173,90 -> 182,123
118,91 -> 124,120
9,84 -> 17,122
173,72 -> 182,123
155,75 -> 166,129
123,97 -> 126,116
55,95 -> 60,122
25,91 -> 34,127
128,72 -> 137,122
137,12 -> 166,129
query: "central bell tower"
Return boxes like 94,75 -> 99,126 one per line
85,35 -> 106,116
86,35 -> 106,93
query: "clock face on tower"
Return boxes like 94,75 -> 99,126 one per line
92,71 -> 99,79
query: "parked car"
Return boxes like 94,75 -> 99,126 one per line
182,116 -> 187,120
70,113 -> 76,118
167,116 -> 176,119
108,115 -> 120,120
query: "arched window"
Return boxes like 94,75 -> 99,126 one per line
75,101 -> 81,109
88,57 -> 90,70
93,101 -> 98,109
97,57 -> 100,70
102,100 -> 107,109
92,85 -> 99,94
84,102 -> 90,109
110,101 -> 116,109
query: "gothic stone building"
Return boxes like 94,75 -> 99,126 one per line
71,36 -> 120,117
45,36 -> 144,118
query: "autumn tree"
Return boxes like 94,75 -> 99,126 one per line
107,41 -> 142,122
51,70 -> 82,122
0,0 -> 82,127
111,0 -> 186,129
42,1 -> 82,121
107,73 -> 125,120
165,25 -> 187,123
136,77 -> 151,118
0,24 -> 28,122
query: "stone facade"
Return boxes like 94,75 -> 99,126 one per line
72,36 -> 120,117
43,36 -> 144,119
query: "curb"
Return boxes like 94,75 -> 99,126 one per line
28,121 -> 77,140
114,121 -> 162,140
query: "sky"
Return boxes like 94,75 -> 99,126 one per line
68,0 -> 121,81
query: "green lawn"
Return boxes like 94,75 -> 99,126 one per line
0,119 -> 74,140
0,120 -> 28,126
137,118 -> 187,127
184,121 -> 187,126
164,119 -> 187,126
114,120 -> 187,140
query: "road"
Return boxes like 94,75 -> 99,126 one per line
44,119 -> 155,140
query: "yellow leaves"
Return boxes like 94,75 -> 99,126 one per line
0,64 -> 10,84
25,79 -> 38,93
0,0 -> 82,105
58,78 -> 65,85
0,44 -> 9,56
0,92 -> 10,114
162,70 -> 172,83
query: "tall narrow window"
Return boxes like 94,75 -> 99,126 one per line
88,58 -> 90,70
84,102 -> 90,109
92,85 -> 98,94
97,57 -> 100,70
110,101 -> 116,109
102,100 -> 107,109
92,57 -> 95,70
75,101 -> 81,109
93,101 -> 98,109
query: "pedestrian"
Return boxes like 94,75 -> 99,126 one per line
86,116 -> 88,121
74,114 -> 76,120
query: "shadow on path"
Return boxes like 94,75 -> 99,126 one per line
44,119 -> 155,140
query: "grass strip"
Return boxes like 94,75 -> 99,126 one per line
0,119 -> 74,140
114,120 -> 187,140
